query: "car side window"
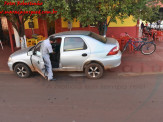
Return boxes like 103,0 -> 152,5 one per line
64,37 -> 87,51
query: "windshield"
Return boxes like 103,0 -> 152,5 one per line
29,41 -> 42,52
29,45 -> 35,51
89,32 -> 107,43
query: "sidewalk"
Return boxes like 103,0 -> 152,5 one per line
0,46 -> 13,72
114,41 -> 163,75
0,41 -> 163,75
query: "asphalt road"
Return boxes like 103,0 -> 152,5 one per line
0,71 -> 163,122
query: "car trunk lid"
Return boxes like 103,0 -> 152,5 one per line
105,37 -> 120,55
106,37 -> 119,48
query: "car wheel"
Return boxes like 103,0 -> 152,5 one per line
85,63 -> 104,79
14,63 -> 31,78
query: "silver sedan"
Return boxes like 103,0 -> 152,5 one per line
8,31 -> 122,79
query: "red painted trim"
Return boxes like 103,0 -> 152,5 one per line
55,18 -> 62,33
107,26 -> 138,38
43,20 -> 48,38
57,25 -> 138,38
7,20 -> 14,52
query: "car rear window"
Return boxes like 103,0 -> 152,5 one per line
89,32 -> 107,43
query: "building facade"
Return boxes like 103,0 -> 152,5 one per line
1,16 -> 139,52
55,16 -> 139,39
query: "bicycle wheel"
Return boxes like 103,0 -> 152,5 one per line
141,43 -> 156,55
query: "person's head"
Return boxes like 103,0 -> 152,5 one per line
49,36 -> 56,44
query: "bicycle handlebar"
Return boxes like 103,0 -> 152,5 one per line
125,32 -> 132,39
125,32 -> 148,42
125,32 -> 139,41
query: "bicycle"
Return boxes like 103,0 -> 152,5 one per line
122,32 -> 156,55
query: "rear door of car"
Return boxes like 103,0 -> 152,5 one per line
60,36 -> 91,71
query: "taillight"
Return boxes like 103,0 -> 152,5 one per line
107,46 -> 119,55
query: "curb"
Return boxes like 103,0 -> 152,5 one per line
0,71 -> 13,74
1,70 -> 163,76
118,71 -> 163,77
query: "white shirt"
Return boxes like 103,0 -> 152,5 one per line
40,38 -> 53,56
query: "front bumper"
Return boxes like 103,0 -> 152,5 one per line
8,61 -> 14,71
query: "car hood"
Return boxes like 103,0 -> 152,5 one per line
10,47 -> 32,57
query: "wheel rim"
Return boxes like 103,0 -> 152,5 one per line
16,66 -> 27,77
88,66 -> 100,78
142,43 -> 155,54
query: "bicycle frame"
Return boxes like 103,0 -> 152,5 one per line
122,32 -> 156,54
125,39 -> 145,50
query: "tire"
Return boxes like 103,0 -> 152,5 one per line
141,43 -> 156,55
85,63 -> 104,79
14,63 -> 31,78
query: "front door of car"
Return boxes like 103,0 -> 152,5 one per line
60,37 -> 90,70
31,42 -> 45,77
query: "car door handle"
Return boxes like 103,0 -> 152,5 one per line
82,53 -> 87,57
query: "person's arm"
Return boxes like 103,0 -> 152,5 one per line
48,44 -> 54,54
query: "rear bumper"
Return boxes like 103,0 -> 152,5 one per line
102,51 -> 122,70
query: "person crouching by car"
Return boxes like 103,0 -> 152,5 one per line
40,36 -> 56,81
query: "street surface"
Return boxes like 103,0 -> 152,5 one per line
0,71 -> 163,122
1,41 -> 163,122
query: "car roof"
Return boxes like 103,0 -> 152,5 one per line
50,31 -> 91,37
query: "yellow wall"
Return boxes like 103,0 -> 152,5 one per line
24,16 -> 136,30
61,16 -> 137,28
24,16 -> 137,30
61,18 -> 80,28
24,16 -> 39,29
108,16 -> 137,27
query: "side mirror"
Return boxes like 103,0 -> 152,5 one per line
36,51 -> 41,56
27,51 -> 33,56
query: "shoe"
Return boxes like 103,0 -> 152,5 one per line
49,78 -> 57,81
